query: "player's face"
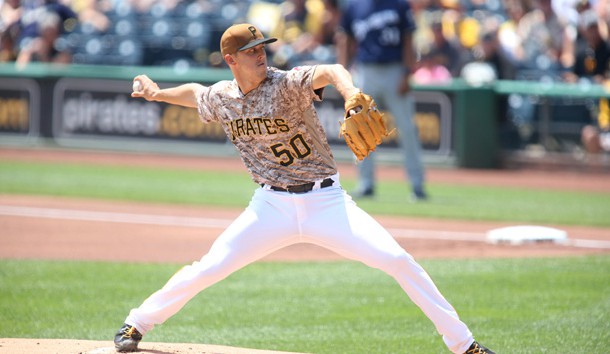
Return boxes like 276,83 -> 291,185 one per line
235,44 -> 268,78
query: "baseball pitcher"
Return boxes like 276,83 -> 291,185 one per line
113,23 -> 494,354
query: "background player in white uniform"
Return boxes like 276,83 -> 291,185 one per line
113,23 -> 494,354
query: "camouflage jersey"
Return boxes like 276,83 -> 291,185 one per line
196,65 -> 338,188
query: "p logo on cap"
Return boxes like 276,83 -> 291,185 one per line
220,23 -> 277,56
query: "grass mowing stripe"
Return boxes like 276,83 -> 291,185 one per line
1,160 -> 609,227
358,180 -> 610,226
0,257 -> 608,353
0,160 -> 254,206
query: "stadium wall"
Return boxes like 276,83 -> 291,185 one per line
1,62 -> 608,169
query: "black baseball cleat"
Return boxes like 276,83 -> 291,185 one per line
464,340 -> 495,354
114,323 -> 143,352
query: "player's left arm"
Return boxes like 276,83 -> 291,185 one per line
312,64 -> 360,101
313,64 -> 389,160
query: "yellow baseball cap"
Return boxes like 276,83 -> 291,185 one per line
220,23 -> 277,56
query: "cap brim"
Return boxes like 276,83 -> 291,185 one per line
238,37 -> 277,51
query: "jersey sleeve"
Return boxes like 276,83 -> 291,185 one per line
196,85 -> 215,123
283,65 -> 322,105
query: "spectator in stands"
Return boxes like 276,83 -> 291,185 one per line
498,0 -> 529,67
0,0 -> 22,61
552,0 -> 582,25
72,0 -> 110,33
596,0 -> 610,27
470,21 -> 516,81
269,0 -> 325,68
16,9 -> 72,67
19,0 -> 78,41
426,12 -> 470,77
512,0 -> 575,77
411,50 -> 453,84
313,0 -> 340,48
567,9 -> 610,156
14,0 -> 77,64
564,9 -> 610,83
0,0 -> 22,33
0,25 -> 19,61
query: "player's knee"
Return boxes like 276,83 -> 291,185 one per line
183,257 -> 238,286
383,251 -> 415,276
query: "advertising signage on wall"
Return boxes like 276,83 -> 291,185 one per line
52,78 -> 226,143
0,78 -> 40,137
412,91 -> 452,155
48,77 -> 452,157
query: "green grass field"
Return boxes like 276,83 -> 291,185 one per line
0,258 -> 608,353
0,159 -> 609,353
1,159 -> 609,226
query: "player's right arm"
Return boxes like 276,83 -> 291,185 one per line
131,75 -> 203,108
312,64 -> 360,101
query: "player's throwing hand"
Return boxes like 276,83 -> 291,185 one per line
131,75 -> 158,101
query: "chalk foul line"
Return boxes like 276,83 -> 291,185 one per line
1,205 -> 609,249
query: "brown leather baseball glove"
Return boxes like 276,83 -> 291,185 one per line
340,92 -> 390,161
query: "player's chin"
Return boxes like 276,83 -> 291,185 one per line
256,63 -> 268,75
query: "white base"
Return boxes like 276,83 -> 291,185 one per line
486,225 -> 568,245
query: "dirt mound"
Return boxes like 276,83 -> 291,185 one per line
0,338 -> 306,354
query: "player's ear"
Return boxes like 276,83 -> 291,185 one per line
224,53 -> 236,66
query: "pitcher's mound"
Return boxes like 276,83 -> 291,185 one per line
0,338 -> 307,354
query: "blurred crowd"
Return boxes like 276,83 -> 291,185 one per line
0,0 -> 608,84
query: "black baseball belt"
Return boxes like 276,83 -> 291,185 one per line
263,177 -> 334,194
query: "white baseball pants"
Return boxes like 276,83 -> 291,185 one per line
125,176 -> 473,353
